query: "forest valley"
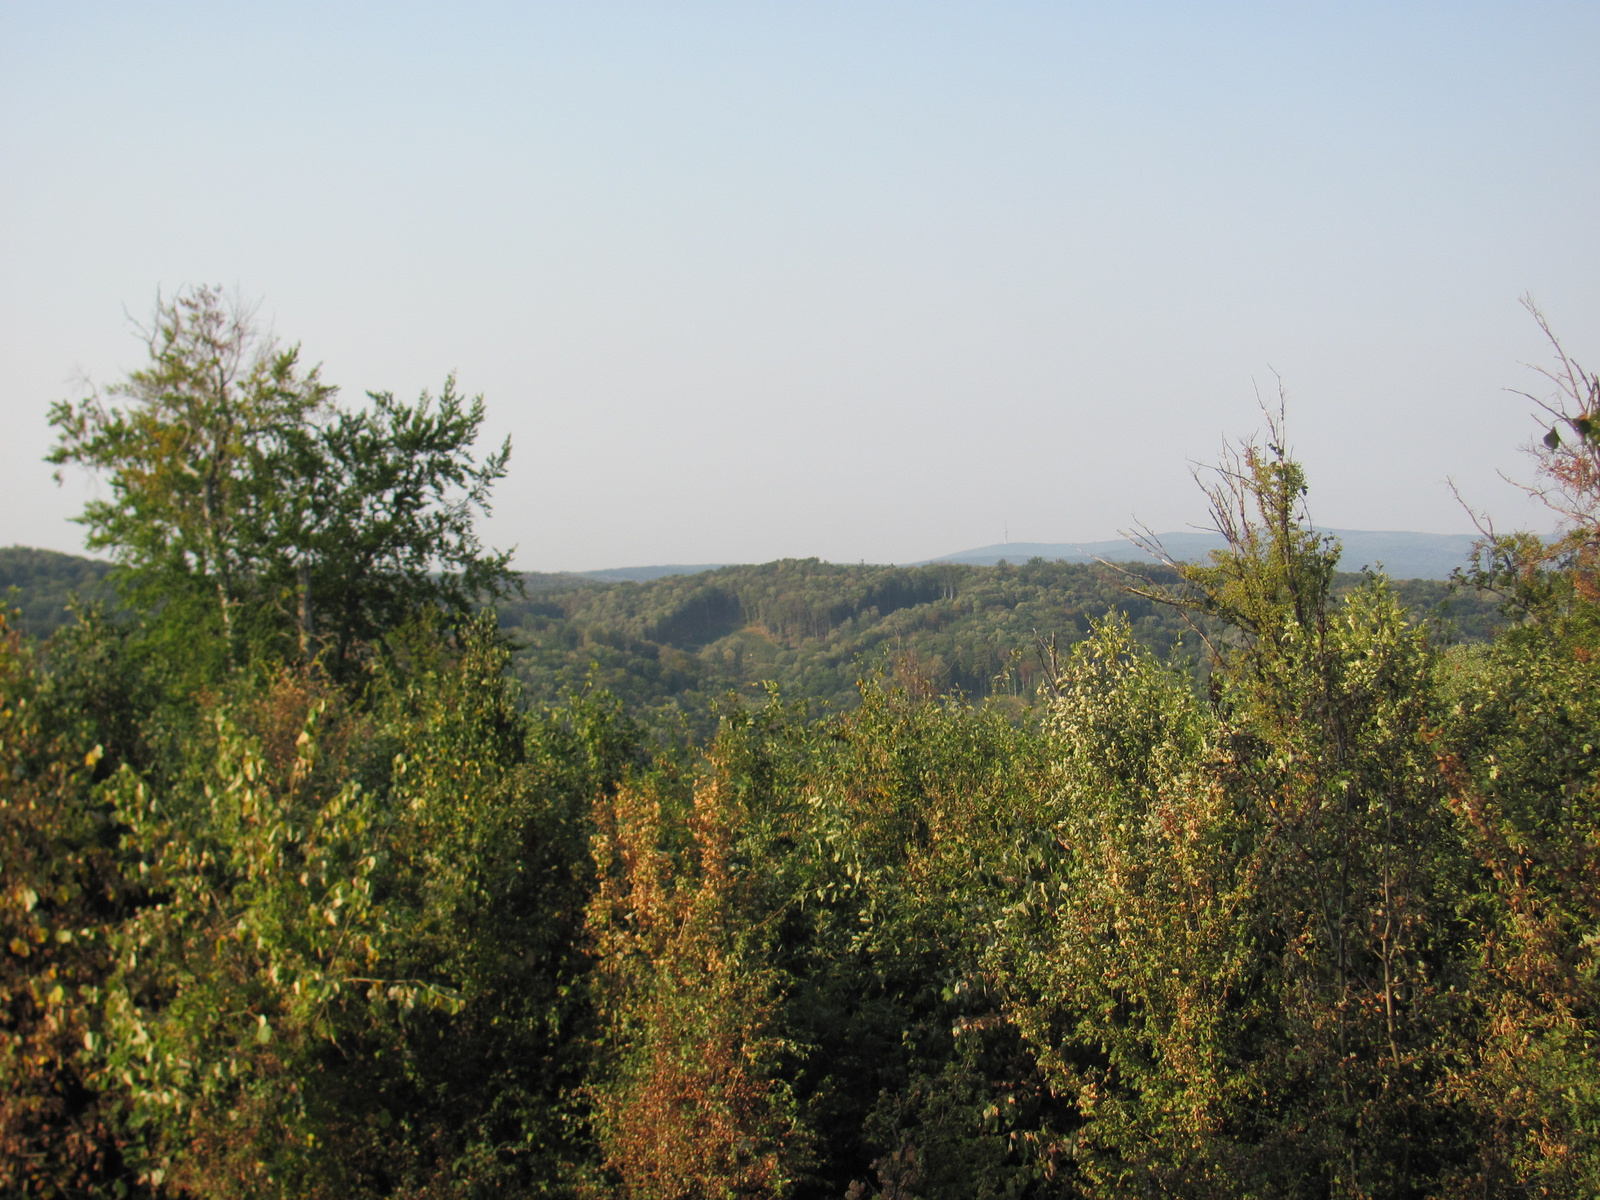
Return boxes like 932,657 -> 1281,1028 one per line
2,287 -> 1598,1199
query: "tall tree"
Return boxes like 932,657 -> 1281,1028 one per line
49,286 -> 515,675
264,378 -> 515,667
49,287 -> 331,666
1436,305 -> 1600,1191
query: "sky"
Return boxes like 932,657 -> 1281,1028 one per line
2,2 -> 1595,572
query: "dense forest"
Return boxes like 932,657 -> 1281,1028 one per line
497,559 -> 1500,737
4,287 -> 1599,1199
0,548 -> 115,643
9,550 -> 1502,740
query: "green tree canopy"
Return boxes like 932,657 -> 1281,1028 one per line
48,286 -> 515,675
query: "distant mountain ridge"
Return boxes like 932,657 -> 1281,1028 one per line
562,530 -> 1482,585
926,529 -> 1481,581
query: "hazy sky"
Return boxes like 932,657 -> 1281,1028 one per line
3,3 -> 1595,570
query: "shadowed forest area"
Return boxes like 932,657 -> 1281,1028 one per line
4,288 -> 1599,1199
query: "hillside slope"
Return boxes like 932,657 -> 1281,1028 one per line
499,556 -> 1501,734
0,547 -> 116,640
0,547 -> 1502,737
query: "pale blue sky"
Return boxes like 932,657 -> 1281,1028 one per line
2,2 -> 1595,570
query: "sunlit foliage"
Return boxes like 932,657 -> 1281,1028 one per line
5,296 -> 1597,1198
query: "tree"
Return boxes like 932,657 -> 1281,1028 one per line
48,287 -> 331,666
1513,299 -> 1600,559
49,286 -> 516,674
985,424 -> 1481,1196
90,619 -> 624,1196
0,610 -> 136,1195
1436,307 -> 1600,1191
588,729 -> 805,1199
267,378 -> 515,667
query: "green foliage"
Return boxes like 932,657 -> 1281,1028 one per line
1422,315 -> 1600,1191
773,688 -> 1074,1200
264,381 -> 517,668
1433,568 -> 1600,1189
48,286 -> 515,678
567,434 -> 1541,1199
80,620 -> 625,1197
0,547 -> 117,643
0,610 -> 137,1196
15,298 -> 1599,1198
500,558 -> 1498,739
0,545 -> 1499,737
98,682 -> 397,1194
991,519 -> 1477,1194
588,737 -> 805,1198
585,686 -> 1074,1200
47,286 -> 334,671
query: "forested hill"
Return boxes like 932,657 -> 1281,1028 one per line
0,546 -> 115,641
499,556 -> 1502,731
1,546 -> 1503,731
